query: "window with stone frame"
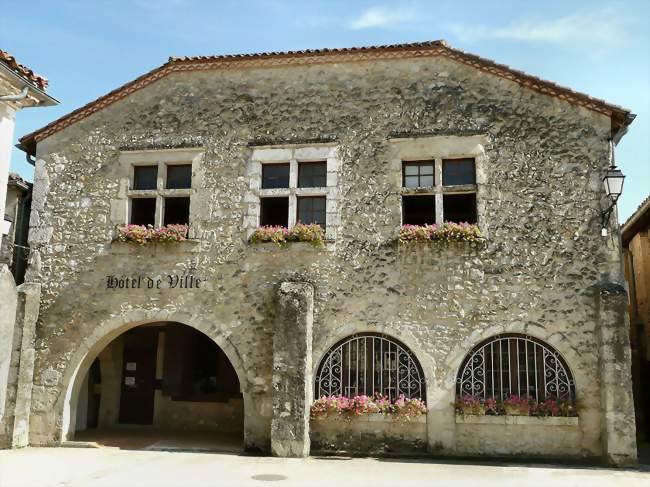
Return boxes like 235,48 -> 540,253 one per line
401,156 -> 478,225
128,162 -> 193,227
247,146 -> 340,241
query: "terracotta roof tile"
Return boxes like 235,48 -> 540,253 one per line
0,50 -> 48,90
19,40 -> 634,155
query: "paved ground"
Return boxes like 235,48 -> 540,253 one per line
73,428 -> 242,453
1,447 -> 649,487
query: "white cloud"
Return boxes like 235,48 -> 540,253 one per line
449,8 -> 632,46
349,6 -> 416,30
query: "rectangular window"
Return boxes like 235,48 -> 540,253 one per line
163,197 -> 190,226
443,193 -> 477,224
166,164 -> 192,189
133,165 -> 158,190
402,195 -> 435,225
260,197 -> 289,227
297,196 -> 326,228
442,158 -> 476,186
403,161 -> 434,188
298,161 -> 327,188
130,198 -> 156,225
262,163 -> 290,189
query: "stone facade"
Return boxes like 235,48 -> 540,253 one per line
4,45 -> 637,464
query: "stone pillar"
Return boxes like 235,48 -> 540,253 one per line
270,281 -> 314,458
10,282 -> 40,447
597,283 -> 637,465
0,265 -> 18,429
0,280 -> 40,448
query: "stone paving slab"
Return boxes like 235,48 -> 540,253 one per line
1,447 -> 649,487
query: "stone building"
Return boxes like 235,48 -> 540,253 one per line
1,41 -> 638,464
0,50 -> 56,445
623,197 -> 650,443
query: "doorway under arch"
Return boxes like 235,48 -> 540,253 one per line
71,322 -> 244,451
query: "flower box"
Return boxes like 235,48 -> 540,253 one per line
455,394 -> 577,419
114,224 -> 189,245
398,223 -> 484,245
249,223 -> 325,247
310,395 -> 427,422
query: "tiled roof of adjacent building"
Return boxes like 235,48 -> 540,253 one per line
0,49 -> 49,90
18,40 -> 634,155
622,195 -> 650,246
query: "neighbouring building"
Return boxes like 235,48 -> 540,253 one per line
0,50 -> 57,248
0,41 -> 639,464
0,50 -> 56,440
623,196 -> 650,443
1,173 -> 32,284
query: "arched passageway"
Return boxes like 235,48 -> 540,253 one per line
72,322 -> 244,451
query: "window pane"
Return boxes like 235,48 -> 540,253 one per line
298,161 -> 327,188
402,195 -> 435,225
133,166 -> 158,190
298,196 -> 326,227
166,164 -> 192,189
420,175 -> 434,187
130,198 -> 156,225
404,165 -> 419,176
164,197 -> 190,225
443,158 -> 476,186
443,193 -> 477,224
403,161 -> 434,187
404,176 -> 419,188
260,197 -> 289,227
262,164 -> 290,189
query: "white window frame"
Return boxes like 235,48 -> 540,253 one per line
390,135 -> 488,228
246,144 -> 340,241
114,149 -> 203,229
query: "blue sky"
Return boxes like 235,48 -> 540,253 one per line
2,0 -> 648,221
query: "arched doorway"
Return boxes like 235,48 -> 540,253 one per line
72,322 -> 244,451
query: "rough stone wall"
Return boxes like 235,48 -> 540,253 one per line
24,56 -> 633,460
311,416 -> 427,454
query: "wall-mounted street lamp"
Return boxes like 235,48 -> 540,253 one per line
601,163 -> 625,236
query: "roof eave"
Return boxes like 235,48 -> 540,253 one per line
0,63 -> 58,107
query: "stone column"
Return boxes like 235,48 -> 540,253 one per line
10,282 -> 40,447
0,280 -> 40,448
270,281 -> 314,458
597,283 -> 637,465
0,265 -> 18,433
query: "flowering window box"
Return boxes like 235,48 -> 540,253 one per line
114,224 -> 189,245
398,223 -> 485,246
249,224 -> 325,247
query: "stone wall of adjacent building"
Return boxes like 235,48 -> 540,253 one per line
20,55 -> 635,462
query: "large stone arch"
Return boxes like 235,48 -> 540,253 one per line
56,308 -> 259,447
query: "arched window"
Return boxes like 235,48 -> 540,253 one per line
456,333 -> 576,401
315,333 -> 426,400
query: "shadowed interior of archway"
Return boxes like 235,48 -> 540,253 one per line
71,322 -> 244,452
